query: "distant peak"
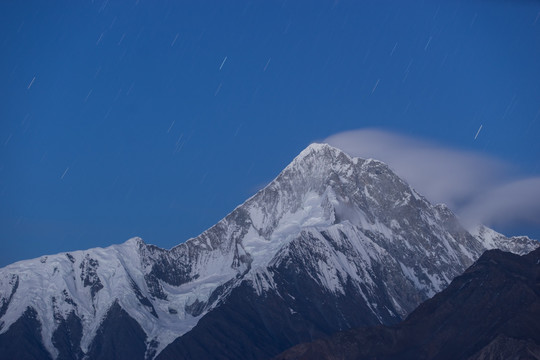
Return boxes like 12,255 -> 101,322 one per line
305,142 -> 334,151
284,143 -> 400,179
124,237 -> 145,247
364,158 -> 385,165
299,143 -> 389,168
294,142 -> 349,162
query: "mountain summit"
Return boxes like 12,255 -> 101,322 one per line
0,143 -> 537,359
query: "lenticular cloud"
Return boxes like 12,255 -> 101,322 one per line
324,129 -> 540,231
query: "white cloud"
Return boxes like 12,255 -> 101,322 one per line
459,177 -> 540,228
324,129 -> 540,233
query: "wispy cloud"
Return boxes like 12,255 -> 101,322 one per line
458,177 -> 540,228
324,129 -> 540,233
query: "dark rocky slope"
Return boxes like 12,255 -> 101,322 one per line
275,247 -> 540,360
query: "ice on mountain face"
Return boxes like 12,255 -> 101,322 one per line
0,143 -> 538,360
242,143 -> 538,314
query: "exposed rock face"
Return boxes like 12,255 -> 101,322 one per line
0,143 -> 538,359
86,302 -> 148,360
0,307 -> 53,360
274,247 -> 540,360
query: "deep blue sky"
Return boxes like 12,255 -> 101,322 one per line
1,0 -> 539,266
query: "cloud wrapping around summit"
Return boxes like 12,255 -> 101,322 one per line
324,129 -> 540,231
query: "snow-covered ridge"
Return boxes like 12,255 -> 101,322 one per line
0,142 -> 538,360
470,224 -> 536,255
0,238 -> 210,358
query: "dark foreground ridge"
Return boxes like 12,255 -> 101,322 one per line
275,247 -> 540,360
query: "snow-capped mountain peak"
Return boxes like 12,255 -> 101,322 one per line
1,143 -> 538,360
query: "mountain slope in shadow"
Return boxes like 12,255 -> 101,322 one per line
275,247 -> 540,360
